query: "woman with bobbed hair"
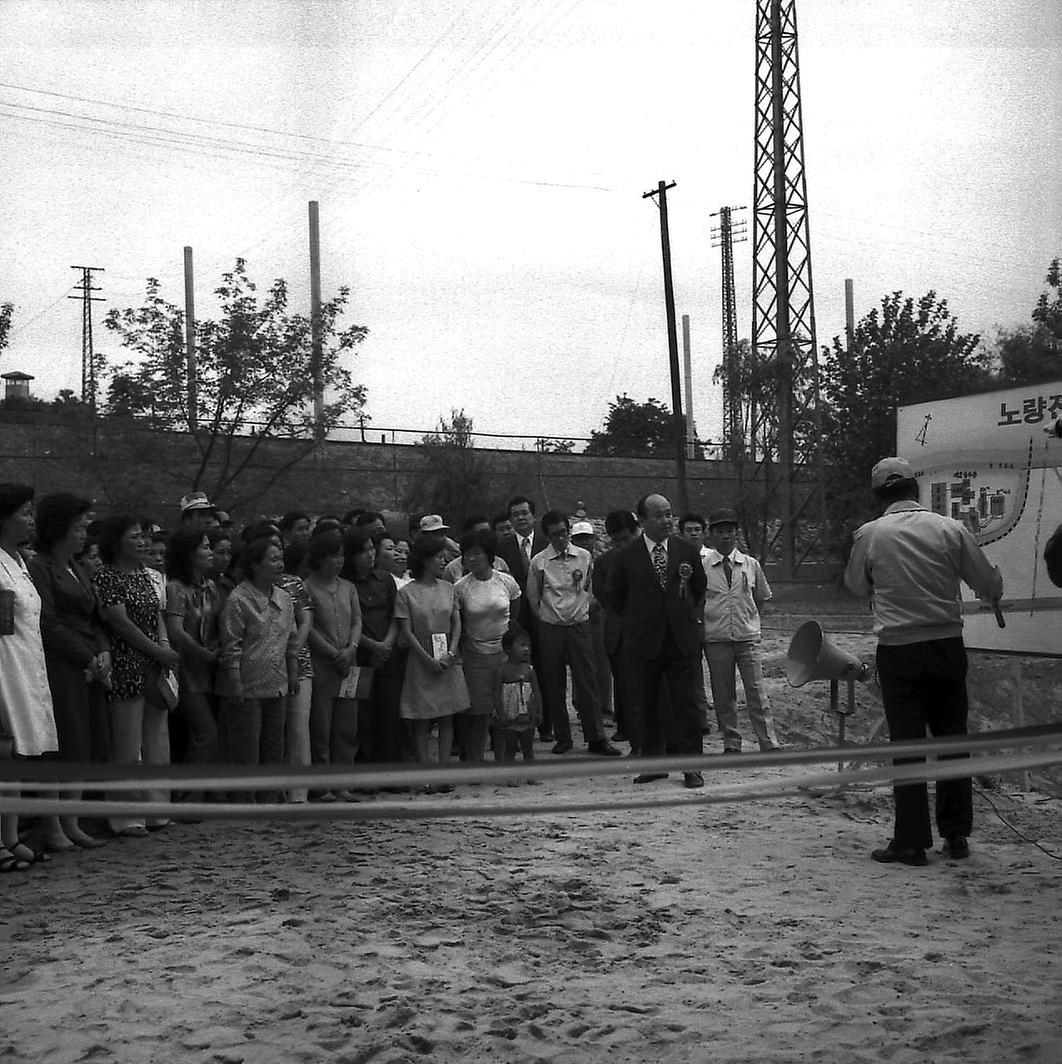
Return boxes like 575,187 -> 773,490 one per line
395,533 -> 468,781
217,536 -> 298,803
453,527 -> 521,763
165,526 -> 222,772
207,526 -> 235,605
28,492 -> 111,849
0,483 -> 62,869
93,514 -> 180,836
304,530 -> 362,801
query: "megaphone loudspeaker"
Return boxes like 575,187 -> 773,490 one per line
786,621 -> 869,687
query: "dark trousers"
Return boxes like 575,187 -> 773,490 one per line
607,645 -> 629,738
538,620 -> 605,745
526,616 -> 556,739
357,653 -> 407,763
876,638 -> 973,849
496,727 -> 535,762
222,696 -> 285,803
626,633 -> 703,757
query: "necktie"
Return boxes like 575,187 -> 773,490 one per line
652,542 -> 668,590
523,537 -> 532,567
722,555 -> 733,588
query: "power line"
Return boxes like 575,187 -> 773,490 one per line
0,99 -> 614,193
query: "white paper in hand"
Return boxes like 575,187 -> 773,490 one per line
337,666 -> 362,700
431,633 -> 449,660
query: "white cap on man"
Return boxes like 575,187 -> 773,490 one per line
180,491 -> 215,514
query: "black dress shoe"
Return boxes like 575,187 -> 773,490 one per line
945,835 -> 970,859
683,771 -> 704,789
611,731 -> 628,743
633,772 -> 669,784
587,739 -> 622,757
551,739 -> 573,755
871,841 -> 928,867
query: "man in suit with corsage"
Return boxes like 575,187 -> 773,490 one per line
605,493 -> 708,788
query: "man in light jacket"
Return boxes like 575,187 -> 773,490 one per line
845,457 -> 1002,868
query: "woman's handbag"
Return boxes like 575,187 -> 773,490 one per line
145,663 -> 179,712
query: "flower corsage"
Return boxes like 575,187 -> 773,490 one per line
678,562 -> 693,597
571,568 -> 584,590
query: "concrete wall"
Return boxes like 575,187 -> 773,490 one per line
0,410 -> 751,525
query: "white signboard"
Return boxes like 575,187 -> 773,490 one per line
897,382 -> 1062,657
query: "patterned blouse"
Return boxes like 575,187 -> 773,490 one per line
92,564 -> 163,702
276,573 -> 313,680
218,580 -> 297,699
165,577 -> 222,694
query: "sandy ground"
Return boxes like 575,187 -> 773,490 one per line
2,608 -> 1061,1063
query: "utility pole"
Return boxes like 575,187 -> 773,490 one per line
681,314 -> 696,461
844,278 -> 855,349
710,205 -> 748,461
68,266 -> 105,411
308,200 -> 325,443
183,247 -> 197,432
642,180 -> 688,513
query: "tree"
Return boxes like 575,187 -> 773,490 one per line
992,258 -> 1062,386
0,302 -> 12,357
585,394 -> 678,457
820,290 -> 990,543
405,409 -> 496,525
102,259 -> 367,507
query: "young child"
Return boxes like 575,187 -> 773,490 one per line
493,628 -> 542,784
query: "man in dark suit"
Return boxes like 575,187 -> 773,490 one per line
605,493 -> 708,788
494,495 -> 553,740
592,509 -> 639,743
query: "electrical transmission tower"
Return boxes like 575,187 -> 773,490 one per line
751,0 -> 827,576
710,205 -> 748,461
69,266 -> 105,410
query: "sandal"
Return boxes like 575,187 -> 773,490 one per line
0,847 -> 31,873
10,843 -> 49,865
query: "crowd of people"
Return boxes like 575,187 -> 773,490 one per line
3,441 -> 1037,875
0,482 -> 784,872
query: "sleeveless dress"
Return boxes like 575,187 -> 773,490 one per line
0,549 -> 58,756
394,579 -> 469,720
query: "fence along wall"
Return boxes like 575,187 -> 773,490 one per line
0,411 -> 749,523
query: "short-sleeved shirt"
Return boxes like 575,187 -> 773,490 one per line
527,544 -> 593,626
454,571 -> 521,654
165,577 -> 222,693
354,569 -> 397,644
93,563 -> 163,702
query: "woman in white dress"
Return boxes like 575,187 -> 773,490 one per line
0,483 -> 64,870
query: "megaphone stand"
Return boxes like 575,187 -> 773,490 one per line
786,621 -> 872,777
830,677 -> 859,772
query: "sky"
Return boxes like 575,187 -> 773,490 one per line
1,0 -> 1060,449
